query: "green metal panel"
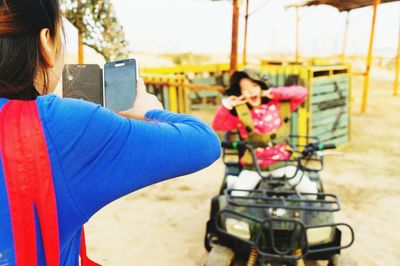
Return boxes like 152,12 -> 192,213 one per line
277,73 -> 285,86
309,69 -> 350,145
312,113 -> 348,127
311,100 -> 348,112
191,77 -> 217,85
311,106 -> 347,120
147,84 -> 155,94
312,76 -> 348,86
290,110 -> 299,137
197,90 -> 220,98
318,134 -> 348,146
311,92 -> 348,104
312,80 -> 348,94
269,74 -> 279,87
188,91 -> 198,100
162,86 -> 170,110
311,124 -> 348,136
222,73 -> 230,86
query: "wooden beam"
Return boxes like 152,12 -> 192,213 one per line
296,6 -> 300,63
242,0 -> 250,65
341,11 -> 350,64
77,0 -> 84,64
361,0 -> 380,113
78,33 -> 84,64
394,2 -> 400,96
230,0 -> 240,73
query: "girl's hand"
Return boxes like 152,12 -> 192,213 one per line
119,78 -> 164,119
228,95 -> 248,107
262,90 -> 274,99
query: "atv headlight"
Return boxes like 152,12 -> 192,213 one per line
225,218 -> 251,240
268,208 -> 287,217
307,226 -> 335,245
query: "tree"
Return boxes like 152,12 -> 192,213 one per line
61,0 -> 129,61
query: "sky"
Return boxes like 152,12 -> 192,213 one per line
105,0 -> 400,57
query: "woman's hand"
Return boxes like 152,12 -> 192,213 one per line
119,78 -> 164,120
262,90 -> 274,99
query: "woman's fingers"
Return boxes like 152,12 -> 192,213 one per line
136,78 -> 146,95
121,78 -> 164,119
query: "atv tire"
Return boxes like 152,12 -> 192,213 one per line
328,254 -> 358,266
204,244 -> 234,266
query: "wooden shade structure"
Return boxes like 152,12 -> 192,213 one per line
303,0 -> 396,11
303,0 -> 400,111
230,0 -> 241,73
219,0 -> 400,102
211,0 -> 248,72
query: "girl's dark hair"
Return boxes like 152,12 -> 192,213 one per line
225,71 -> 270,116
0,0 -> 62,100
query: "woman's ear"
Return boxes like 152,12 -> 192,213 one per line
39,28 -> 55,68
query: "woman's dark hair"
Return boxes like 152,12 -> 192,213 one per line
0,0 -> 62,100
225,71 -> 270,115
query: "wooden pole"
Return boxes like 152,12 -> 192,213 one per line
394,3 -> 400,96
77,0 -> 84,64
230,0 -> 240,73
242,0 -> 250,65
78,33 -> 84,64
361,0 -> 380,113
341,12 -> 350,64
295,6 -> 300,63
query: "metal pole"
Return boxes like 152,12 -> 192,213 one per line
230,0 -> 240,73
77,0 -> 84,64
341,12 -> 350,64
296,6 -> 300,63
394,3 -> 400,96
361,0 -> 380,113
242,0 -> 250,65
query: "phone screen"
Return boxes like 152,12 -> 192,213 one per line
104,59 -> 137,112
62,64 -> 103,105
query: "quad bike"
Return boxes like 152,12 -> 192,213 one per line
204,133 -> 354,266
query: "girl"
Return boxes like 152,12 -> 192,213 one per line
0,0 -> 220,265
212,71 -> 308,167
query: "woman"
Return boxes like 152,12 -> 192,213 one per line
212,71 -> 308,167
0,1 -> 221,265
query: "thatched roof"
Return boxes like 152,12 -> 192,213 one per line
303,0 -> 399,12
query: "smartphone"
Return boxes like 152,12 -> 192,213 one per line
103,59 -> 138,112
62,64 -> 103,105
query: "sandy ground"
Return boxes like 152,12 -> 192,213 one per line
86,68 -> 400,266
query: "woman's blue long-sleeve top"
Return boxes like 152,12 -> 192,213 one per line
0,94 -> 221,266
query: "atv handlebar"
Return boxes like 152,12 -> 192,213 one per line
301,143 -> 336,157
221,141 -> 246,150
221,140 -> 269,150
221,137 -> 336,174
321,143 -> 336,150
221,140 -> 301,180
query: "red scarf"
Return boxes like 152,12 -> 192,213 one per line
0,100 -> 99,266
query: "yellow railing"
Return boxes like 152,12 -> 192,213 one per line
142,73 -> 224,113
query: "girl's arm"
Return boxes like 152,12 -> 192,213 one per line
270,86 -> 308,111
212,104 -> 249,138
212,104 -> 242,132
